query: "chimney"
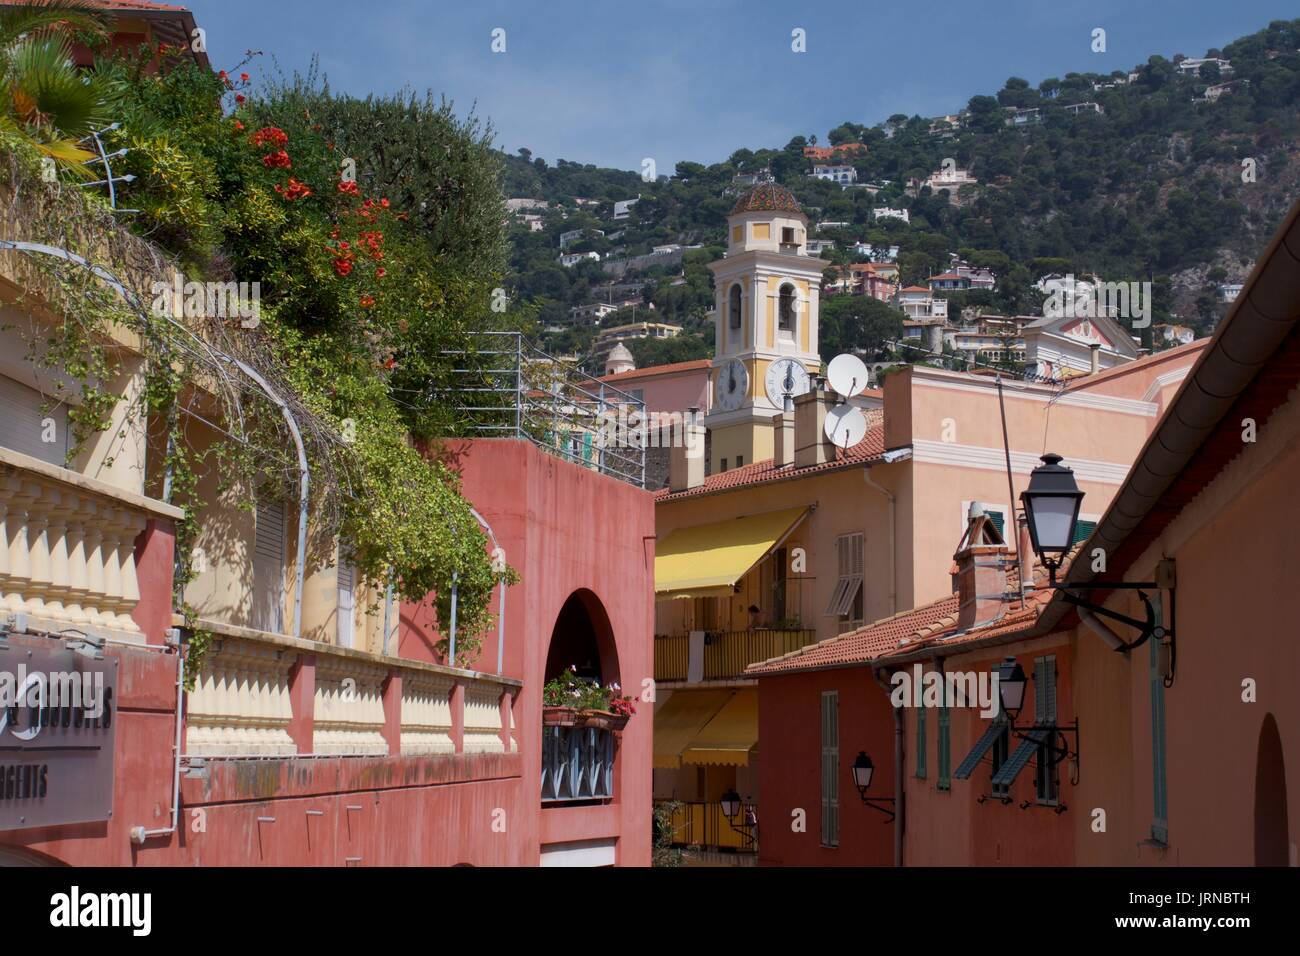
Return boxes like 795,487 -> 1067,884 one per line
1089,342 -> 1101,374
953,502 -> 1009,631
794,383 -> 836,469
669,407 -> 705,492
773,411 -> 795,468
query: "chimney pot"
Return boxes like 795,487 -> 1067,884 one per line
773,411 -> 795,468
669,408 -> 705,492
954,505 -> 1009,630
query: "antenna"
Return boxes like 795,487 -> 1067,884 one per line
827,353 -> 870,398
825,403 -> 867,450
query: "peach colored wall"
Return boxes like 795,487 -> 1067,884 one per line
1076,382 -> 1300,866
656,462 -> 903,642
605,367 -> 710,417
901,641 -> 1076,866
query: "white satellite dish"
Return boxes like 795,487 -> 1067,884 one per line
827,353 -> 870,398
825,404 -> 868,450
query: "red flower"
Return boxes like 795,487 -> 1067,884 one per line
333,259 -> 353,277
233,120 -> 244,132
380,198 -> 390,208
337,179 -> 360,195
261,149 -> 291,169
376,267 -> 386,279
240,72 -> 250,82
359,294 -> 375,308
235,94 -> 245,104
250,127 -> 288,148
274,177 -> 312,201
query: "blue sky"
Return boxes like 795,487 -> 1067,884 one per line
186,0 -> 1297,172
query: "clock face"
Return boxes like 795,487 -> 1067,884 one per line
765,358 -> 812,408
715,359 -> 749,411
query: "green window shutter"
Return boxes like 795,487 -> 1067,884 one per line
937,699 -> 951,790
915,703 -> 927,779
1071,519 -> 1097,545
821,691 -> 840,847
988,510 -> 1006,538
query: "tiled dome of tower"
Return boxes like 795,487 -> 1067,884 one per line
731,181 -> 803,216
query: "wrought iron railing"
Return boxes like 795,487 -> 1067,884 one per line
657,799 -> 758,852
440,331 -> 647,488
541,725 -> 615,803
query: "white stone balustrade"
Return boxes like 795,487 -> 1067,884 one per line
185,635 -> 297,756
313,654 -> 388,755
0,447 -> 180,642
464,682 -> 506,754
400,672 -> 455,755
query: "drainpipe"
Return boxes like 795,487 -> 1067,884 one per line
130,630 -> 185,845
873,667 -> 904,867
1077,605 -> 1126,651
863,469 -> 896,615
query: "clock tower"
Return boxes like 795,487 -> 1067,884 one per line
704,180 -> 824,473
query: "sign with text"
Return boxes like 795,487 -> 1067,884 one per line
0,636 -> 117,831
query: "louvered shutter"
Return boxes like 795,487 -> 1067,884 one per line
0,374 -> 68,466
337,551 -> 356,649
252,499 -> 285,633
821,691 -> 839,846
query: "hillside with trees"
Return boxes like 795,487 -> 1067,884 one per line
502,18 -> 1300,370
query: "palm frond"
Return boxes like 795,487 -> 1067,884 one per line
7,36 -> 112,136
0,0 -> 110,48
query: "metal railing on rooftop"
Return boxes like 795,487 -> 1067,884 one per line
441,331 -> 647,488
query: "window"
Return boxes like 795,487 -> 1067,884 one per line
821,691 -> 840,847
337,548 -> 356,649
0,373 -> 68,467
720,457 -> 728,472
781,226 -> 795,245
1034,655 -> 1059,804
825,532 -> 864,627
1072,517 -> 1098,546
728,284 -> 742,330
772,547 -> 788,622
778,284 -> 796,332
736,455 -> 744,468
990,722 -> 1010,798
252,498 -> 286,634
937,695 -> 951,790
915,703 -> 927,779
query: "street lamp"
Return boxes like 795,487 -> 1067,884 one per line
852,751 -> 895,822
996,657 -> 1027,721
1019,453 -> 1177,664
720,788 -> 757,847
1019,453 -> 1084,580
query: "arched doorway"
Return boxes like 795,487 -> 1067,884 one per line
544,589 -> 620,686
1254,713 -> 1289,866
541,590 -> 621,806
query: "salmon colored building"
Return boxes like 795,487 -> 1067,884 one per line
747,195 -> 1300,868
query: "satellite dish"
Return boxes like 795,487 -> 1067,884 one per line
825,404 -> 868,450
827,353 -> 870,398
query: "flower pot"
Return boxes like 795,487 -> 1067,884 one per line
543,706 -> 579,727
576,710 -> 630,732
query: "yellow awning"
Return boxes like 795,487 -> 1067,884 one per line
681,689 -> 759,767
655,507 -> 809,599
653,689 -> 732,769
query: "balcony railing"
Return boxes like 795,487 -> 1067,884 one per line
657,799 -> 758,852
654,628 -> 819,681
0,446 -> 183,643
541,725 -> 614,803
184,620 -> 520,758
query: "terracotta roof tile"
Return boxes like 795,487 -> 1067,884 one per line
598,359 -> 710,384
654,410 -> 886,502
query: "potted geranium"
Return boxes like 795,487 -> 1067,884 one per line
542,666 -> 637,732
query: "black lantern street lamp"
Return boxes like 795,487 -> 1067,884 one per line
720,788 -> 757,848
1019,453 -> 1084,582
1019,453 -> 1176,661
996,657 -> 1027,721
852,752 -> 896,823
